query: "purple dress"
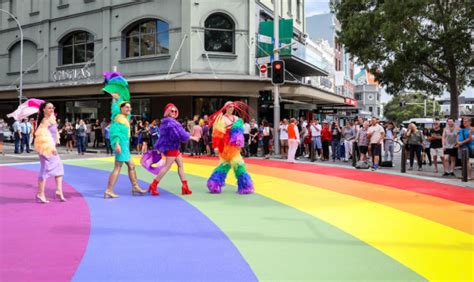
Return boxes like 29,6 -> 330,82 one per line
38,124 -> 64,180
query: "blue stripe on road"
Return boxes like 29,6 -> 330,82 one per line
16,164 -> 257,281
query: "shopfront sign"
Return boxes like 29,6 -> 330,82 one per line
344,98 -> 358,107
52,67 -> 92,82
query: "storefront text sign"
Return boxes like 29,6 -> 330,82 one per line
52,67 -> 92,82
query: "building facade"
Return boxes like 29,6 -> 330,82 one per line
0,0 -> 348,123
354,69 -> 381,118
306,12 -> 355,99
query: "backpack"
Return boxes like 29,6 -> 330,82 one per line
355,160 -> 370,169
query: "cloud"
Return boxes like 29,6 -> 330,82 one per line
305,0 -> 331,17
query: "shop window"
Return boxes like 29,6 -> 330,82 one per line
123,19 -> 169,58
204,13 -> 234,53
60,31 -> 94,65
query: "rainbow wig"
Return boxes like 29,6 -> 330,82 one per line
207,101 -> 254,194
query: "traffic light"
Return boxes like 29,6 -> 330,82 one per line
259,90 -> 273,104
272,60 -> 285,85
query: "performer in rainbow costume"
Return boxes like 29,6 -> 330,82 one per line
207,101 -> 254,194
102,72 -> 146,199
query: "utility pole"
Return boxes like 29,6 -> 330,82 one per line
273,0 -> 280,157
424,99 -> 427,117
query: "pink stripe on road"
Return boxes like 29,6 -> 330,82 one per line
0,166 -> 90,282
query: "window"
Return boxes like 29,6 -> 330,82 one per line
60,31 -> 94,65
124,19 -> 169,58
288,0 -> 292,15
9,41 -> 37,73
204,13 -> 234,53
369,106 -> 373,113
9,0 -> 16,15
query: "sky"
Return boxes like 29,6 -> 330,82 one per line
304,0 -> 473,103
305,0 -> 331,17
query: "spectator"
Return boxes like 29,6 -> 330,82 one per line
93,120 -> 103,148
310,119 -> 322,160
190,121 -> 203,157
135,120 -> 143,154
64,122 -> 74,153
457,117 -> 473,180
321,121 -> 332,161
330,120 -> 341,161
85,120 -> 92,147
104,123 -> 112,155
0,119 -> 4,155
262,120 -> 271,159
141,121 -> 150,154
342,121 -> 355,162
356,121 -> 369,161
300,122 -> 309,158
249,120 -> 259,157
100,117 -> 107,142
406,123 -> 425,171
202,121 -> 211,156
367,117 -> 385,171
279,119 -> 289,158
287,118 -> 300,163
422,128 -> 432,166
150,119 -> 160,148
442,118 -> 458,177
429,121 -> 443,174
20,118 -> 32,153
76,119 -> 87,155
384,122 -> 395,162
243,119 -> 251,157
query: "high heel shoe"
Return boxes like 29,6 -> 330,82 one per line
55,191 -> 67,202
104,190 -> 119,199
131,186 -> 146,196
181,180 -> 192,195
148,179 -> 160,196
36,194 -> 49,204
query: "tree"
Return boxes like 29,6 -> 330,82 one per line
333,0 -> 473,118
383,93 -> 441,124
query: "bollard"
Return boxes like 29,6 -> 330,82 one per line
401,145 -> 406,173
461,148 -> 468,182
352,142 -> 358,167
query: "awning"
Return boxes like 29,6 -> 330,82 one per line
281,55 -> 329,77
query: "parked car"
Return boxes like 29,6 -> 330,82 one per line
2,127 -> 14,142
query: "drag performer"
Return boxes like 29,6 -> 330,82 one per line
207,101 -> 254,194
147,103 -> 194,196
34,102 -> 66,203
102,72 -> 146,199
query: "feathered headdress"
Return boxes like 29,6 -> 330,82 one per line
208,101 -> 254,127
102,71 -> 130,102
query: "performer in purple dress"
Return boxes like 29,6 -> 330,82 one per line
34,102 -> 65,203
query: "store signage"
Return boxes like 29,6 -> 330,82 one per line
319,77 -> 333,89
344,98 -> 358,107
316,109 -> 337,114
52,67 -> 92,82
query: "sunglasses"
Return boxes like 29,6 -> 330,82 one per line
170,110 -> 178,113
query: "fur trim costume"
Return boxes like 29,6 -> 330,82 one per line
207,101 -> 254,194
34,116 -> 64,180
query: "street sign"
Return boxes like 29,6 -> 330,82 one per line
259,64 -> 267,79
256,55 -> 273,65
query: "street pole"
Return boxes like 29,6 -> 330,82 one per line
432,96 -> 436,119
424,99 -> 427,117
0,9 -> 23,105
273,0 -> 280,157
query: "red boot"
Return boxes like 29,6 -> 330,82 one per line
148,179 -> 160,196
181,180 -> 192,195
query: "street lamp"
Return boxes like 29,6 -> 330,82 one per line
0,9 -> 23,105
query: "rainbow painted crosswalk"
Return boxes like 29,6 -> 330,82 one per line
1,157 -> 473,281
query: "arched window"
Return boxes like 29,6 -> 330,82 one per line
204,13 -> 234,53
124,19 -> 169,58
9,40 -> 37,72
60,31 -> 94,65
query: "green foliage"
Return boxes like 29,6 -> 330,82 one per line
383,93 -> 441,124
333,0 -> 473,118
